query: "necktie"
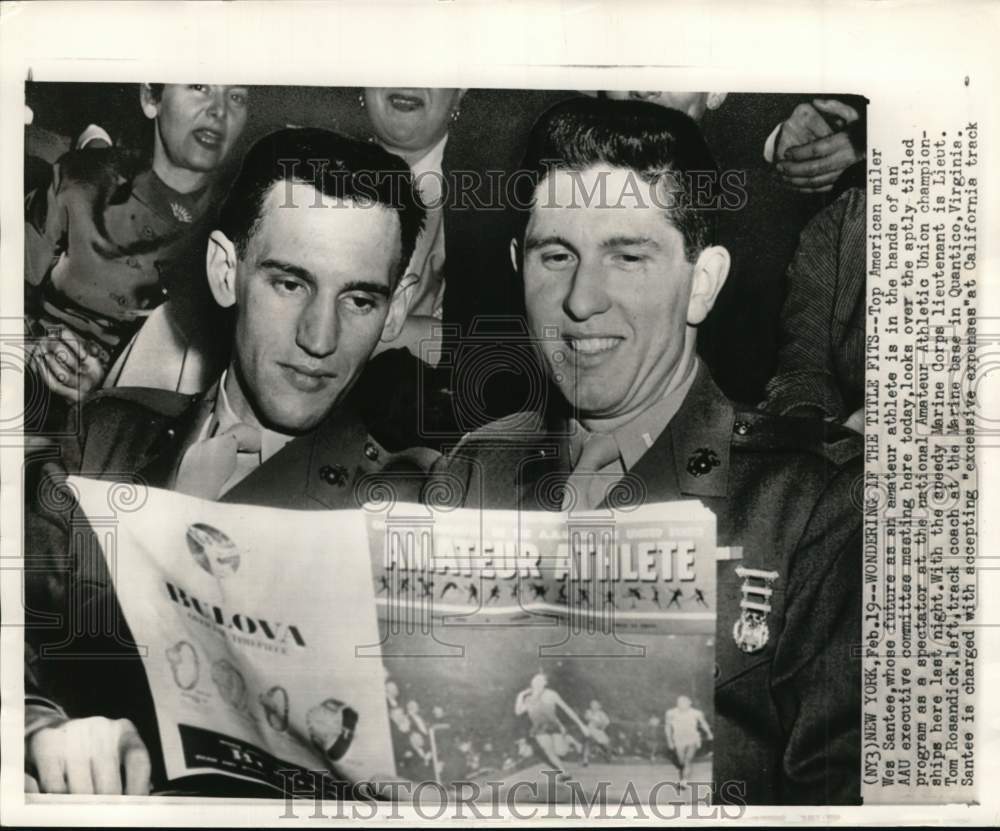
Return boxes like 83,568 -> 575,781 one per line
174,422 -> 262,500
563,431 -> 620,511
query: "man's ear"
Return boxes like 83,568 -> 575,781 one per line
687,245 -> 730,325
206,230 -> 239,309
379,272 -> 418,343
509,238 -> 520,274
706,92 -> 728,111
139,84 -> 160,121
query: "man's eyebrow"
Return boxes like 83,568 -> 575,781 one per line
259,259 -> 316,284
524,234 -> 573,252
600,235 -> 662,250
342,280 -> 391,298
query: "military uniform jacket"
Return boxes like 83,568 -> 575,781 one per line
432,365 -> 863,805
26,384 -> 436,795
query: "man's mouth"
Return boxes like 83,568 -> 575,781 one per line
193,128 -> 224,149
564,336 -> 623,357
386,92 -> 425,113
280,363 -> 335,392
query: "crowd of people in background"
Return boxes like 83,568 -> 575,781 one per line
25,83 -> 867,449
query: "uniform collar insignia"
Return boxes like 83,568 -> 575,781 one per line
669,362 -> 734,499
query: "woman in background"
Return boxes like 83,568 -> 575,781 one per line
25,83 -> 248,428
362,88 -> 465,359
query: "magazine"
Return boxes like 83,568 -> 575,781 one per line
69,476 -> 719,802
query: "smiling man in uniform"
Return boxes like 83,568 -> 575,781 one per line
433,97 -> 863,805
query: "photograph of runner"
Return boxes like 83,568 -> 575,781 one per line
514,672 -> 591,780
665,695 -> 713,789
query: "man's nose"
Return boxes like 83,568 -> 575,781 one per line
295,298 -> 338,358
563,259 -> 612,321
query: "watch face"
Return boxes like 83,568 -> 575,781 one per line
166,640 -> 200,690
306,698 -> 359,761
260,685 -> 290,732
211,658 -> 248,710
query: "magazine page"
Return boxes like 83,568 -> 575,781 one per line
366,503 -> 718,801
69,476 -> 394,790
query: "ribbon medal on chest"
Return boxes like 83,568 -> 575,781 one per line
732,565 -> 780,654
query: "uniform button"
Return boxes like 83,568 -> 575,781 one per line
126,256 -> 138,268
734,420 -> 752,436
143,225 -> 154,239
166,428 -> 176,439
363,441 -> 379,462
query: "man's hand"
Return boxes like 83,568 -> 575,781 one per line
30,327 -> 107,403
26,716 -> 151,795
775,99 -> 863,193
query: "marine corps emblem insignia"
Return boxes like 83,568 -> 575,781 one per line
686,448 -> 720,477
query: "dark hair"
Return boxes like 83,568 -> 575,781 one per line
146,83 -> 165,102
217,127 -> 425,281
515,97 -> 720,261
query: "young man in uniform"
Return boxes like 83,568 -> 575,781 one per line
433,97 -> 863,805
24,127 -> 431,796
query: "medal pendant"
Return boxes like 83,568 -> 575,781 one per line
732,610 -> 770,654
732,566 -> 779,654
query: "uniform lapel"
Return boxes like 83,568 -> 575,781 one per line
515,409 -> 572,511
219,399 -> 371,510
608,363 -> 734,505
667,363 -> 734,500
623,428 -> 683,504
135,391 -> 216,489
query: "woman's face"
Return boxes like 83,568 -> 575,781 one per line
146,84 -> 249,174
364,88 -> 464,155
